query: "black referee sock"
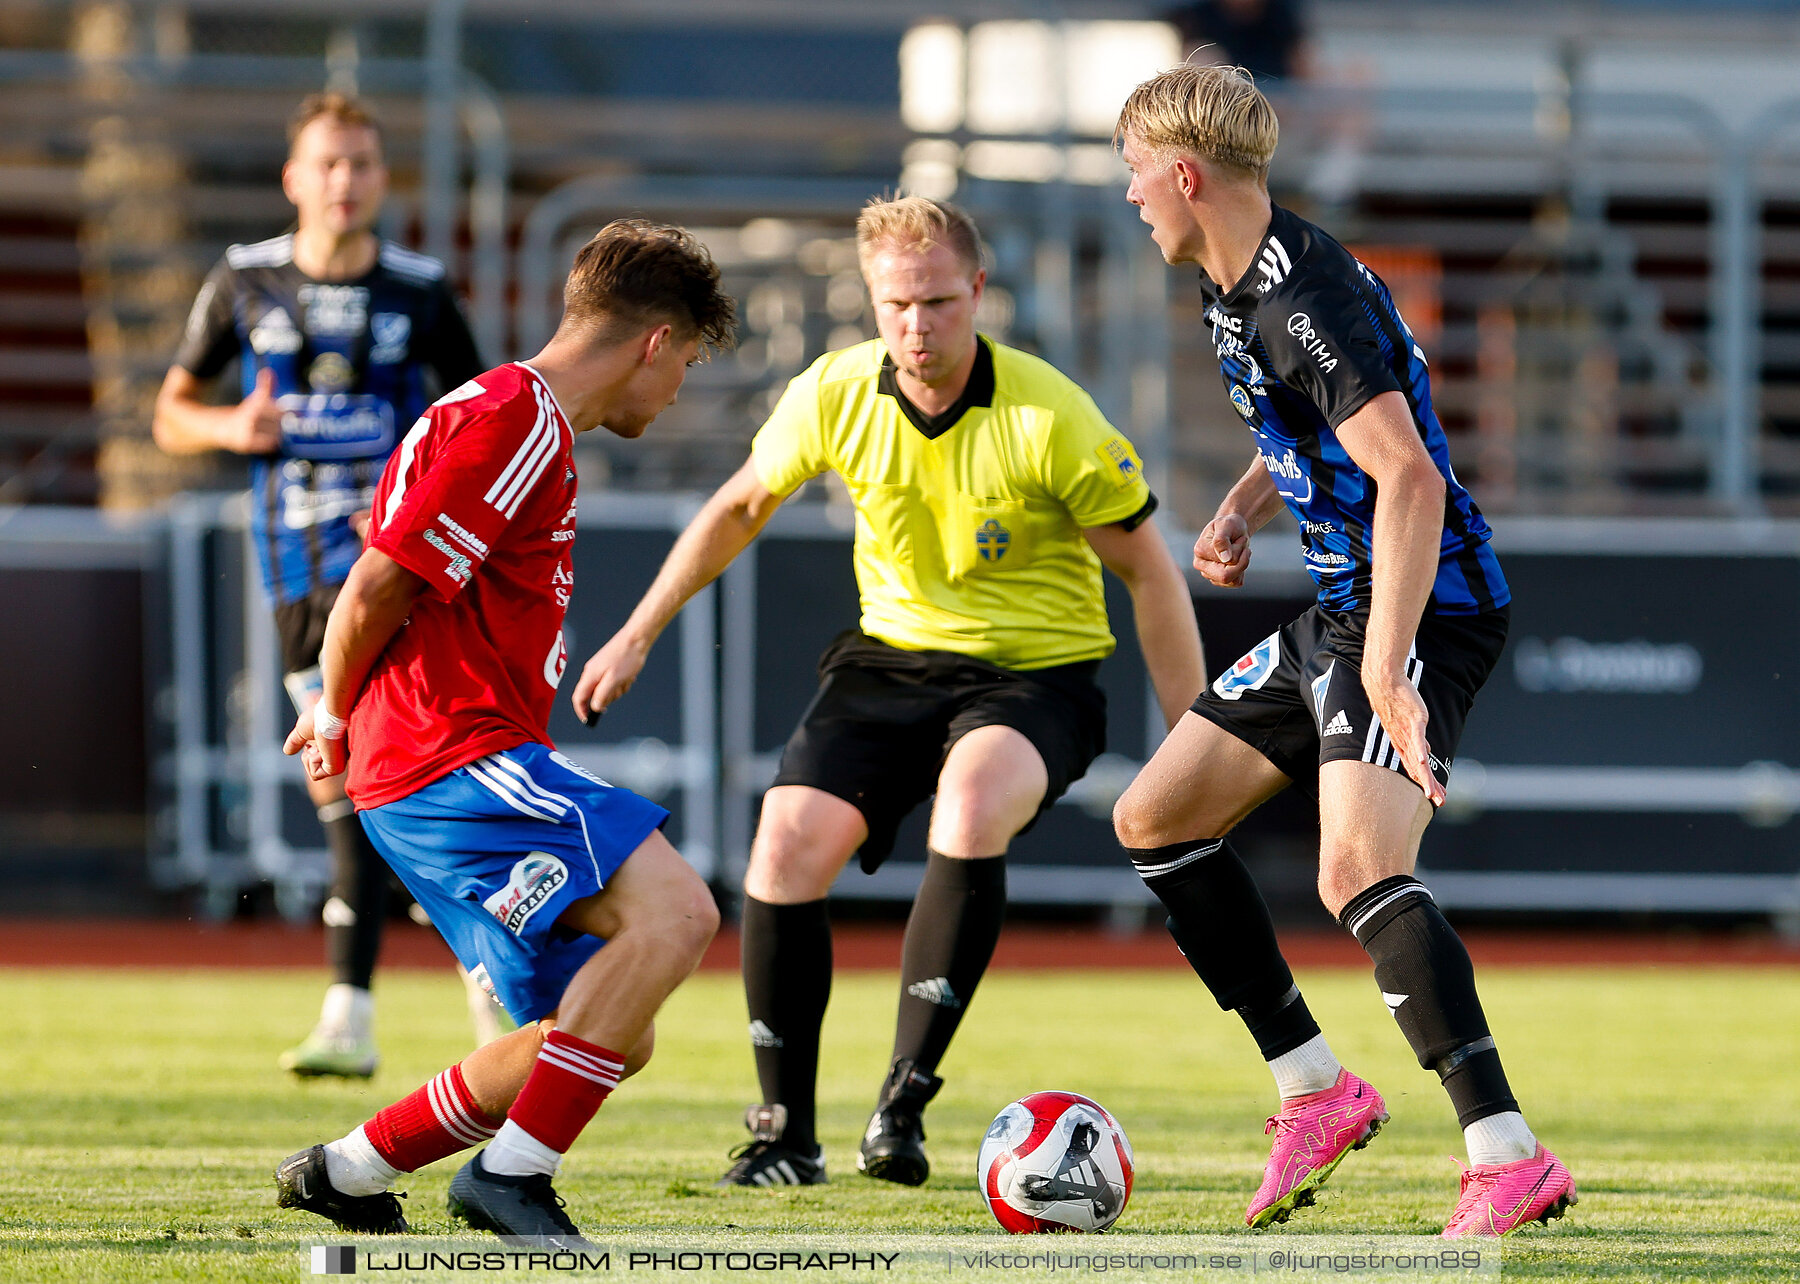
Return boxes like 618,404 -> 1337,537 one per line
1128,839 -> 1320,1060
892,850 -> 1007,1074
741,895 -> 833,1153
1338,875 -> 1520,1127
320,801 -> 386,993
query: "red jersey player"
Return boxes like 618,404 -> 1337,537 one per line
274,220 -> 736,1248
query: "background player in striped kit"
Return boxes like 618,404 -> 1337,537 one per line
274,220 -> 735,1246
153,93 -> 486,1078
1111,64 -> 1574,1237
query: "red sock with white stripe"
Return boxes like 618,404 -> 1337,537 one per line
323,1064 -> 500,1196
480,1030 -> 623,1178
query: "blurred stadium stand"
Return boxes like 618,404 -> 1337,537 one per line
0,0 -> 1796,925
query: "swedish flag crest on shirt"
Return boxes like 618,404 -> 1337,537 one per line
750,336 -> 1154,669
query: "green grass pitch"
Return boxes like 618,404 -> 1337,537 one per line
2,963 -> 1796,1281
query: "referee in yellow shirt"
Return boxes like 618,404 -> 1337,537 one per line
573,197 -> 1204,1189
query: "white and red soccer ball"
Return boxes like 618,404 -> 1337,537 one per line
978,1091 -> 1133,1233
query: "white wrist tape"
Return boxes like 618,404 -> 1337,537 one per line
313,703 -> 348,741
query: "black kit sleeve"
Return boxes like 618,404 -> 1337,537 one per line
1260,277 -> 1402,430
172,257 -> 241,380
419,278 -> 485,389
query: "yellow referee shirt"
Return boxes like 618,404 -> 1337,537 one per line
751,336 -> 1152,669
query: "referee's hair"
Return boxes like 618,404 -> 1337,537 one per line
287,92 -> 383,154
1115,64 -> 1278,183
558,219 -> 738,356
856,196 -> 986,280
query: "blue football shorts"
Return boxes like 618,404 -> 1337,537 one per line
359,740 -> 669,1023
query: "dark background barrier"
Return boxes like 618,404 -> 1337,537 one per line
0,564 -> 154,913
2,513 -> 1795,922
1422,546 -> 1800,907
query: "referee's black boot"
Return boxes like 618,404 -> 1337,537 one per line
718,1104 -> 828,1187
857,1059 -> 942,1187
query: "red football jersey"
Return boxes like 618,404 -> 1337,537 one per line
347,362 -> 579,808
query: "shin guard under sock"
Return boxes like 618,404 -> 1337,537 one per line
892,851 -> 1006,1073
740,896 -> 832,1152
1339,875 -> 1520,1126
1129,839 -> 1320,1060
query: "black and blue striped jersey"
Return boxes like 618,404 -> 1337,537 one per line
175,235 -> 482,606
1198,204 -> 1508,616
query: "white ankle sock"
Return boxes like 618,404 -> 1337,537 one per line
318,983 -> 374,1041
1268,1033 -> 1342,1100
323,1125 -> 402,1197
480,1120 -> 563,1178
1464,1111 -> 1536,1166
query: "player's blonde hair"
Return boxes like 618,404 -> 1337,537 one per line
855,195 -> 985,279
287,91 -> 383,154
1115,64 -> 1278,183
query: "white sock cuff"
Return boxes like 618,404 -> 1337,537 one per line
319,983 -> 373,1035
1268,1033 -> 1343,1100
324,1124 -> 403,1197
1463,1111 -> 1537,1166
480,1119 -> 564,1178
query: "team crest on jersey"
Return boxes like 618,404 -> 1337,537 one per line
976,518 -> 1011,562
369,312 -> 412,364
483,852 -> 568,934
1230,385 -> 1255,420
308,351 -> 356,394
1212,632 -> 1281,701
1096,436 -> 1143,488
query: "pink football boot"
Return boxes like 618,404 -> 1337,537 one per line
1245,1069 -> 1388,1228
1441,1145 -> 1576,1238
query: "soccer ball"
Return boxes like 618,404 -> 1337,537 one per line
977,1091 -> 1134,1233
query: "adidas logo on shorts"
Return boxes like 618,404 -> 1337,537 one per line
1323,710 -> 1355,737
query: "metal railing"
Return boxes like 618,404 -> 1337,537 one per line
158,493 -> 719,915
2,502 -> 1796,917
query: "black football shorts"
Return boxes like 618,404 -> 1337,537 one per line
1189,604 -> 1509,799
273,583 -> 344,675
272,583 -> 344,714
771,630 -> 1107,872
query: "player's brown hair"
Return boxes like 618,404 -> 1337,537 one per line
287,92 -> 383,154
559,219 -> 738,355
1115,64 -> 1278,183
856,195 -> 985,279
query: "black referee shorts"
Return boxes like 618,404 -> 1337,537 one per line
1189,604 -> 1509,800
770,630 -> 1108,873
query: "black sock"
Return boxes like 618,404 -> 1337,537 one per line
1129,839 -> 1320,1060
741,895 -> 832,1152
321,802 -> 385,992
1339,875 -> 1520,1127
892,850 -> 1007,1074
